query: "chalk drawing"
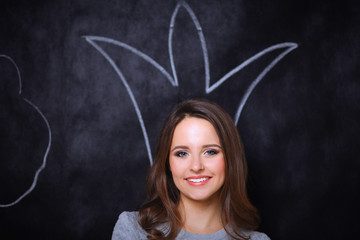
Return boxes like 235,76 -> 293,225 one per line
85,0 -> 298,165
84,37 -> 155,164
0,55 -> 52,208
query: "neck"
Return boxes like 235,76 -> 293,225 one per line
178,194 -> 223,234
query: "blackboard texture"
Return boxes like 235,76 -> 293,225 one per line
1,0 -> 359,239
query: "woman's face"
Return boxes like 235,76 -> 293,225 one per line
169,117 -> 225,203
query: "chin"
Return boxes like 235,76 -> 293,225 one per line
183,191 -> 220,202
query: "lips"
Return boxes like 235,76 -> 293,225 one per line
186,177 -> 210,182
185,176 -> 212,186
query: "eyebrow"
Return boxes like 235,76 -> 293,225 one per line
170,144 -> 222,152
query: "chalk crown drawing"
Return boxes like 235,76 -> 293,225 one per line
84,0 -> 298,165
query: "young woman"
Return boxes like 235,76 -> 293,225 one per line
112,99 -> 270,240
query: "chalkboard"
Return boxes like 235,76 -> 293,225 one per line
1,0 -> 359,239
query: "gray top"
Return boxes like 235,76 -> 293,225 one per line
112,211 -> 270,240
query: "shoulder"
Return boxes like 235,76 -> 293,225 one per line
248,230 -> 271,240
175,228 -> 270,240
118,211 -> 139,225
232,228 -> 270,240
111,211 -> 148,240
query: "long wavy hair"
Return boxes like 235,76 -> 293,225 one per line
138,99 -> 260,239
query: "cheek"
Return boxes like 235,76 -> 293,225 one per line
169,157 -> 182,179
213,156 -> 226,180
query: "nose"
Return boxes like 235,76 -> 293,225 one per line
190,155 -> 204,172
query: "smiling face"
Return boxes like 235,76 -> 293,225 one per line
169,117 -> 225,204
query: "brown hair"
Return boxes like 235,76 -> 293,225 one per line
138,99 -> 260,239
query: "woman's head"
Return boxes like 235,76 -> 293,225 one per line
150,98 -> 248,207
169,116 -> 226,204
140,99 -> 259,239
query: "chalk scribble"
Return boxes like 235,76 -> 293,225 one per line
85,0 -> 298,165
0,55 -> 52,208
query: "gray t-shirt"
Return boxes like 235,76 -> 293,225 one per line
112,211 -> 270,240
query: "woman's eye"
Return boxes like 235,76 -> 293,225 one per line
205,149 -> 218,156
175,151 -> 188,158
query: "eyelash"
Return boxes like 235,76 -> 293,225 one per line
173,149 -> 219,158
204,149 -> 219,156
175,151 -> 188,158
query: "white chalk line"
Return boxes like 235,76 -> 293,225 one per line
233,43 -> 298,125
84,36 -> 176,87
171,2 -> 298,125
0,55 -> 52,208
169,1 -> 210,89
84,37 -> 154,165
0,54 -> 22,94
85,0 -> 298,165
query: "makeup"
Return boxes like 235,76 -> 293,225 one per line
185,176 -> 212,186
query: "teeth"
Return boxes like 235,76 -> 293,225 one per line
187,177 -> 210,183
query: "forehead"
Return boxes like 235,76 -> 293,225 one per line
171,117 -> 220,144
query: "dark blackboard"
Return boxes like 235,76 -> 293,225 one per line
1,0 -> 359,239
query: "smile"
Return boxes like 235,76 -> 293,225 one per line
186,177 -> 210,183
185,176 -> 212,186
